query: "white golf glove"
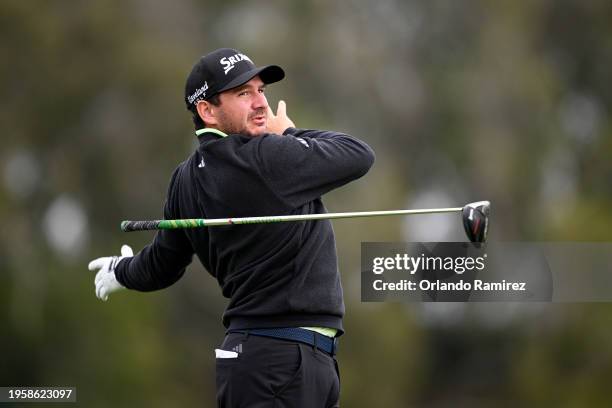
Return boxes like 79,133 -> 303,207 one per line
88,245 -> 133,301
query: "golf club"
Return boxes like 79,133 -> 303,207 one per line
121,201 -> 490,242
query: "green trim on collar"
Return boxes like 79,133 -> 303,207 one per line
195,128 -> 228,138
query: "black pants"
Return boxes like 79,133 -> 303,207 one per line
215,332 -> 340,407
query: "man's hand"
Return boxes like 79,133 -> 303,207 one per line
88,245 -> 133,301
267,100 -> 295,135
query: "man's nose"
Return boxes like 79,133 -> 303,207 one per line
252,91 -> 267,109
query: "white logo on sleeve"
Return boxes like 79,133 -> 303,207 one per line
219,53 -> 253,75
198,156 -> 205,168
296,137 -> 309,148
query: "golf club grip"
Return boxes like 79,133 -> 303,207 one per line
121,220 -> 163,232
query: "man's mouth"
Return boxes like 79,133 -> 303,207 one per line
251,115 -> 266,126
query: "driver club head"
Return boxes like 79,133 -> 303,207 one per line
462,201 -> 490,243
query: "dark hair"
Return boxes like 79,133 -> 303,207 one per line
191,94 -> 222,130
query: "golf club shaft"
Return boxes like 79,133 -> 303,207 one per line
121,207 -> 463,232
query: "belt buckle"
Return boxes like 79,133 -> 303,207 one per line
331,337 -> 338,356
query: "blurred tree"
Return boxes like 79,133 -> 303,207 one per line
1,0 -> 611,406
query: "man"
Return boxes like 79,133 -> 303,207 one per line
88,48 -> 375,407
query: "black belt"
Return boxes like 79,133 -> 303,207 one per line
228,327 -> 338,356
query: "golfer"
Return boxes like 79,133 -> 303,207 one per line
88,48 -> 375,407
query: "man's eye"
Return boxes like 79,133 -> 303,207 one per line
239,91 -> 249,96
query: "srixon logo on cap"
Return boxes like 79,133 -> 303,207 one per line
220,53 -> 253,75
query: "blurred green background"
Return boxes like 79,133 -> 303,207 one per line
1,1 -> 611,406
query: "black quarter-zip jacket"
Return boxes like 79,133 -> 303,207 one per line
115,127 -> 375,334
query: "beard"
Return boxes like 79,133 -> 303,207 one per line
216,108 -> 267,137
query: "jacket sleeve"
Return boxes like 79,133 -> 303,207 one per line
115,167 -> 194,291
252,128 -> 375,207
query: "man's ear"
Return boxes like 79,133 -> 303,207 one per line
196,101 -> 217,126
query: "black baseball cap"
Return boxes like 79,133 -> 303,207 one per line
185,48 -> 285,110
